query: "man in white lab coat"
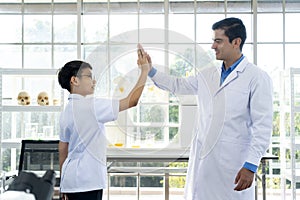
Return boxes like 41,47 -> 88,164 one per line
139,17 -> 273,199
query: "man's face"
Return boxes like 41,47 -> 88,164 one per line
211,29 -> 235,61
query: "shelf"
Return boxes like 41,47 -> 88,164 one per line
107,147 -> 190,162
1,105 -> 62,112
1,138 -> 59,148
0,68 -> 64,173
290,68 -> 300,75
108,166 -> 187,174
1,139 -> 190,161
0,68 -> 58,76
283,68 -> 300,200
1,139 -> 22,148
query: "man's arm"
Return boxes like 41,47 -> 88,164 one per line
234,70 -> 273,191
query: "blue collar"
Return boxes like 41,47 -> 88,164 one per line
220,55 -> 244,85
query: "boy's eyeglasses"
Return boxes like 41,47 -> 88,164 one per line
78,74 -> 95,80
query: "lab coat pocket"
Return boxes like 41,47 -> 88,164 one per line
220,141 -> 247,172
226,88 -> 249,114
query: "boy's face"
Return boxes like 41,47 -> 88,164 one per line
73,67 -> 96,96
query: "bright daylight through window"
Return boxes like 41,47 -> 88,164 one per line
0,0 -> 300,199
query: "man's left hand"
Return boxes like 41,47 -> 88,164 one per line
234,167 -> 255,191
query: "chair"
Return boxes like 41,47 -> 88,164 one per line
18,140 -> 60,187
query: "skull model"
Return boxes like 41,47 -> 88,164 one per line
37,91 -> 49,106
17,91 -> 31,105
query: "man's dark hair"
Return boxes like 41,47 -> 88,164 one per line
57,60 -> 92,92
212,17 -> 247,51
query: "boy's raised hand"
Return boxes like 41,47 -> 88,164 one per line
137,43 -> 152,71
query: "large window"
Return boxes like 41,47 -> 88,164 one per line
1,0 -> 300,198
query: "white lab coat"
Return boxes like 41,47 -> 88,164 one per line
151,57 -> 273,200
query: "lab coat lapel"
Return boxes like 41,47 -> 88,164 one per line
216,59 -> 247,93
207,67 -> 222,96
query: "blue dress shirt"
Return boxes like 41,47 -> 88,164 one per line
220,55 -> 244,85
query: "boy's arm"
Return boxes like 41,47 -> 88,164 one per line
59,141 -> 68,173
119,49 -> 150,112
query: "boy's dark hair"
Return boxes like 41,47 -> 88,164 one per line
57,60 -> 92,92
212,17 -> 247,51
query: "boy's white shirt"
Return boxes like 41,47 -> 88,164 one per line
59,94 -> 119,192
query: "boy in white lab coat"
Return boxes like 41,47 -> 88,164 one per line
57,50 -> 149,200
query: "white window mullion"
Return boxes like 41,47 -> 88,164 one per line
252,0 -> 258,65
77,0 -> 82,59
